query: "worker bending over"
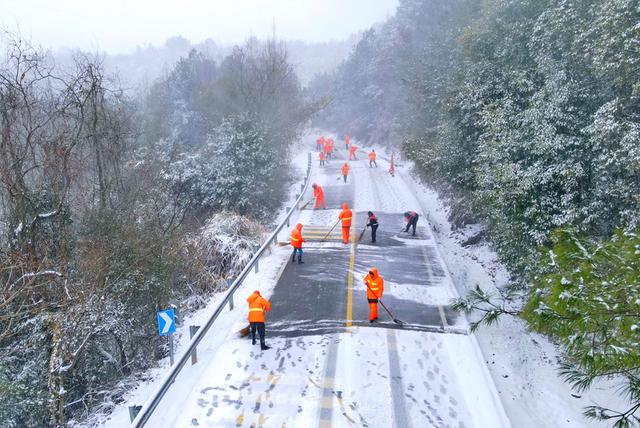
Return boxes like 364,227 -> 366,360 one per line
404,211 -> 419,236
312,183 -> 326,209
349,144 -> 358,160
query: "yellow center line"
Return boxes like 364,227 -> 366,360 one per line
346,213 -> 357,328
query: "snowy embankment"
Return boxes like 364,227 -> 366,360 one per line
396,161 -> 622,427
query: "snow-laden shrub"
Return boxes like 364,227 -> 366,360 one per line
182,212 -> 265,300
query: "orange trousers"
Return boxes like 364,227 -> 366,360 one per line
369,301 -> 379,321
315,197 -> 326,209
341,226 -> 350,243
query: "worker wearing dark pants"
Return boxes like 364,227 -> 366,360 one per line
404,211 -> 419,236
247,290 -> 271,350
366,211 -> 379,243
250,322 -> 266,346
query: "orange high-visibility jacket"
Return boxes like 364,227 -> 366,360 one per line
247,291 -> 271,323
313,185 -> 325,200
349,145 -> 357,154
345,134 -> 350,146
319,151 -> 326,160
369,151 -> 376,160
341,163 -> 349,176
290,223 -> 304,249
364,268 -> 384,300
339,203 -> 353,227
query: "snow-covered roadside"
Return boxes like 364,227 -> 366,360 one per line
89,133 -> 316,428
396,162 -> 622,427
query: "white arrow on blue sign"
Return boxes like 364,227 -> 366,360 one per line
157,309 -> 176,336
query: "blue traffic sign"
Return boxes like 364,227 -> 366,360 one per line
157,309 -> 176,336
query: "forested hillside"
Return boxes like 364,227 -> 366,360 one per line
314,0 -> 640,425
0,33 -> 315,426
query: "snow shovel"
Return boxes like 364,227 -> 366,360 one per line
238,324 -> 251,337
364,281 -> 404,326
299,199 -> 312,210
357,225 -> 367,242
320,219 -> 341,242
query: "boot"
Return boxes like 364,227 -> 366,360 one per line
292,253 -> 296,263
261,342 -> 271,350
298,256 -> 304,264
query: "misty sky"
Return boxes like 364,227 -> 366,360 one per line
1,0 -> 399,53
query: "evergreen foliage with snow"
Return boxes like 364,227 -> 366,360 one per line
524,229 -> 640,426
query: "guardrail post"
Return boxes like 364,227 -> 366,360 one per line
254,244 -> 260,273
295,194 -> 300,210
286,208 -> 291,226
300,183 -> 304,192
190,326 -> 200,365
227,277 -> 235,310
129,405 -> 142,422
171,303 -> 179,325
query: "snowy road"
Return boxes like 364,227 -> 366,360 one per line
136,137 -> 510,428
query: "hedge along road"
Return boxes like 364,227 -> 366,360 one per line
146,136 -> 510,428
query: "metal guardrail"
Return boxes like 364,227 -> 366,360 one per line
131,152 -> 312,427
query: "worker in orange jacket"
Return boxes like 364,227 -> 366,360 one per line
338,202 -> 352,244
389,153 -> 395,177
363,268 -> 384,322
324,139 -> 332,159
349,144 -> 358,160
345,134 -> 350,151
247,290 -> 271,350
317,136 -> 325,152
341,162 -> 349,183
312,183 -> 326,209
319,151 -> 326,167
369,150 -> 377,168
290,223 -> 305,264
